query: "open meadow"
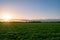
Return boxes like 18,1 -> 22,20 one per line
0,22 -> 60,40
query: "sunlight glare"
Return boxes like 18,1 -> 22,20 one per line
2,14 -> 12,21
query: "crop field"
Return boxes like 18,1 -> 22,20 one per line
0,22 -> 60,40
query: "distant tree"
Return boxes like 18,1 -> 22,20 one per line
28,21 -> 42,23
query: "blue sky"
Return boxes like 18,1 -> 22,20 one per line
0,0 -> 60,19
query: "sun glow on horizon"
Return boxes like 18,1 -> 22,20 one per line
1,14 -> 12,22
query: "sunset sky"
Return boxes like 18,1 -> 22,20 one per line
0,0 -> 60,19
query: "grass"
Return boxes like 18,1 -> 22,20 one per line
0,22 -> 60,40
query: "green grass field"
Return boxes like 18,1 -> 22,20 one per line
0,22 -> 60,40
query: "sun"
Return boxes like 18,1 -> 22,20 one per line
2,14 -> 12,22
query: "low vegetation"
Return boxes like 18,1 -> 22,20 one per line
0,22 -> 60,40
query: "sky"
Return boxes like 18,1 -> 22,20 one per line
0,0 -> 60,19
